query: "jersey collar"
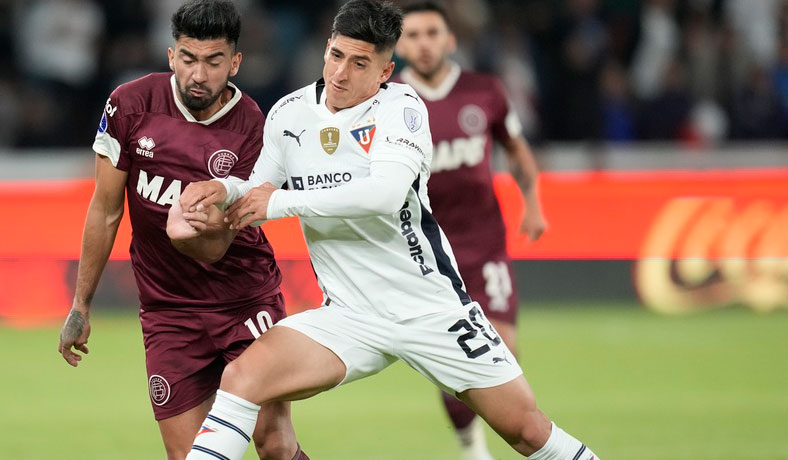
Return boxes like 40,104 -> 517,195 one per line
399,61 -> 461,101
170,74 -> 242,125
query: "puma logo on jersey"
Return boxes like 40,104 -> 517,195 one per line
283,129 -> 305,146
431,135 -> 485,172
399,200 -> 434,276
492,356 -> 510,364
136,169 -> 181,206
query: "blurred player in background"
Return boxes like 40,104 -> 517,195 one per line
396,2 -> 547,458
56,1 -> 308,459
178,1 -> 598,460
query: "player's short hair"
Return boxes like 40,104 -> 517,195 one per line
171,0 -> 241,47
401,0 -> 451,29
332,0 -> 403,54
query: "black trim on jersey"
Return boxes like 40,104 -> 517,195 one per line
380,82 -> 388,90
315,78 -> 325,104
412,176 -> 471,305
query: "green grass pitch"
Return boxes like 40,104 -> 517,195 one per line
2,302 -> 787,459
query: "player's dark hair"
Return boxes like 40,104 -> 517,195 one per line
401,0 -> 451,28
171,0 -> 241,47
332,0 -> 403,54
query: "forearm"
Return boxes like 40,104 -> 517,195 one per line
73,200 -> 123,311
508,138 -> 543,212
172,230 -> 234,264
266,161 -> 416,219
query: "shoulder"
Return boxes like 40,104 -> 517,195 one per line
266,84 -> 311,123
457,70 -> 506,96
377,82 -> 428,113
234,90 -> 265,125
108,72 -> 171,119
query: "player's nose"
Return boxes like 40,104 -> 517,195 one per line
192,62 -> 208,82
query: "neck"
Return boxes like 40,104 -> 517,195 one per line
410,61 -> 452,89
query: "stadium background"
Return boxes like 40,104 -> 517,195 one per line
0,0 -> 786,459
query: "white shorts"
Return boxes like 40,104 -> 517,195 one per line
275,302 -> 522,395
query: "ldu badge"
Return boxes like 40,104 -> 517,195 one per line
320,127 -> 340,154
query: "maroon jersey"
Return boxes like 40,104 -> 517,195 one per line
398,64 -> 522,268
93,72 -> 281,311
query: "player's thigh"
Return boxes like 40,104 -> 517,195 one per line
221,323 -> 347,404
157,395 -> 215,460
458,376 -> 550,449
398,302 -> 521,395
215,294 -> 289,363
489,317 -> 517,356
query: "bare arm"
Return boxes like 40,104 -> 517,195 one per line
58,154 -> 126,367
502,136 -> 547,241
166,199 -> 238,264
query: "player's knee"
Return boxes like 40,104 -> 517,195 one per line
513,410 -> 551,453
164,443 -> 189,460
220,359 -> 258,400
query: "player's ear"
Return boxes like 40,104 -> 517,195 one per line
323,37 -> 332,62
380,60 -> 395,84
447,31 -> 457,54
229,52 -> 242,77
167,47 -> 175,71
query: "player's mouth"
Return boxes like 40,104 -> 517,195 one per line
330,81 -> 347,92
189,87 -> 209,98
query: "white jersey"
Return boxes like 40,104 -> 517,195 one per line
238,80 -> 472,321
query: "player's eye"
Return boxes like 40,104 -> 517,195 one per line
208,62 -> 220,67
355,61 -> 366,69
182,59 -> 194,65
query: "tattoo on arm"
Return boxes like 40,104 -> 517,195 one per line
64,310 -> 86,339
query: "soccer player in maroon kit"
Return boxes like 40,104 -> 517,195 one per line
396,2 -> 548,459
57,2 -> 308,460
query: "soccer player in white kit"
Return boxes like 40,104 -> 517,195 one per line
177,1 -> 602,459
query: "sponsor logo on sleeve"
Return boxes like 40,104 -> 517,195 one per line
104,98 -> 118,117
98,112 -> 108,133
385,136 -> 424,156
292,176 -> 304,190
207,149 -> 238,178
403,107 -> 423,133
320,127 -> 340,154
350,124 -> 376,153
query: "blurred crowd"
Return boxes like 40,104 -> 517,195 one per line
2,0 -> 788,148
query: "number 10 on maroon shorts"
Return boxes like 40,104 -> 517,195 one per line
140,293 -> 286,420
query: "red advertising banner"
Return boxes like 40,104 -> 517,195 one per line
1,168 -> 786,324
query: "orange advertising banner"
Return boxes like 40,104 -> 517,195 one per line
1,169 -> 787,260
1,168 -> 787,323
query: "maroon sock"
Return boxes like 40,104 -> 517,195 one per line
293,444 -> 311,460
440,391 -> 477,430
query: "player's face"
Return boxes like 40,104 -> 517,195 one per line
322,34 -> 395,113
168,37 -> 241,116
397,11 -> 456,79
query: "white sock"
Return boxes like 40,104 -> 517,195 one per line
457,417 -> 495,460
186,390 -> 261,460
528,422 -> 600,460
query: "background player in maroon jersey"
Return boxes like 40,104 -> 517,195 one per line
57,1 -> 307,459
396,2 -> 548,459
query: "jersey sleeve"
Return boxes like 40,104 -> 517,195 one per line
218,109 -> 288,205
92,91 -> 132,171
368,91 -> 433,176
489,77 -> 523,143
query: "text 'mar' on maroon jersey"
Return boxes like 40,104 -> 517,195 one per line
93,72 -> 281,310
397,65 -> 523,268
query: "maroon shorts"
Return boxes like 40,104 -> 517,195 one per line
460,256 -> 518,324
139,293 -> 286,420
